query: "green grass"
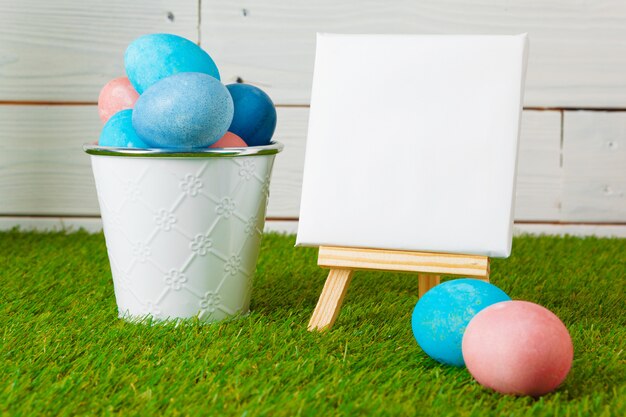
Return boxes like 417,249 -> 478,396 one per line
1,230 -> 625,416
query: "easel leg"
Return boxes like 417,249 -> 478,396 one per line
308,269 -> 354,332
477,259 -> 491,282
418,274 -> 440,298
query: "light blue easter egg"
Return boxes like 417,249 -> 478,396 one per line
226,83 -> 277,147
411,279 -> 511,367
132,72 -> 234,148
99,109 -> 149,148
125,33 -> 220,94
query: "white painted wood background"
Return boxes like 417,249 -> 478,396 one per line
0,0 -> 625,235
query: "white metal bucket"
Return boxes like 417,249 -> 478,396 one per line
85,144 -> 282,323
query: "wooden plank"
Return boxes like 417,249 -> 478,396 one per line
201,0 -> 626,108
513,222 -> 626,238
0,0 -> 198,102
514,110 -> 562,221
265,107 -> 307,218
0,105 -> 101,215
0,216 -> 105,233
251,108 -> 562,221
318,246 -> 490,278
562,111 -> 626,222
0,105 -> 562,220
2,217 -> 626,238
0,104 -> 306,217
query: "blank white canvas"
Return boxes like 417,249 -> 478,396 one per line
296,33 -> 528,258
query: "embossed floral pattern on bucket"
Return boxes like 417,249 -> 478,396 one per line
86,145 -> 282,323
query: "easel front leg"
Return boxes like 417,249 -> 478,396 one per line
418,274 -> 440,298
474,258 -> 491,282
483,259 -> 491,282
308,269 -> 354,331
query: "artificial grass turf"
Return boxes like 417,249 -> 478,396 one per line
0,231 -> 624,416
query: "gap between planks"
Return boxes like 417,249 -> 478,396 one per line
2,101 -> 626,112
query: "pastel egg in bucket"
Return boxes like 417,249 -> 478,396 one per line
85,144 -> 282,323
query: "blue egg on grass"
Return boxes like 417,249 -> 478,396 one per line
132,72 -> 234,148
125,33 -> 220,93
99,110 -> 149,148
411,279 -> 511,367
226,83 -> 277,146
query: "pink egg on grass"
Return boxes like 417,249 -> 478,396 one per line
462,300 -> 573,397
209,132 -> 248,148
98,77 -> 139,123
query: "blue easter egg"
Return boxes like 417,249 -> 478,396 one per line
125,33 -> 220,93
99,109 -> 149,148
226,83 -> 277,146
411,278 -> 511,367
132,72 -> 234,148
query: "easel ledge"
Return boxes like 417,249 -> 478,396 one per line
308,246 -> 490,332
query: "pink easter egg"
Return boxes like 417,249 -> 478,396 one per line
98,77 -> 139,123
462,300 -> 573,397
209,132 -> 248,148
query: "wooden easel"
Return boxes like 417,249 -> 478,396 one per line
308,246 -> 490,331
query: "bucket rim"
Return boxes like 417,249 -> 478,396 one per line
84,141 -> 283,158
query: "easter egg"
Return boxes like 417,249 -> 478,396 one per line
210,132 -> 247,148
462,300 -> 573,396
411,279 -> 511,367
125,33 -> 220,94
226,83 -> 277,146
132,72 -> 233,148
99,110 -> 149,148
98,77 -> 139,123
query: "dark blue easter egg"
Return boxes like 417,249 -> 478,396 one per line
125,33 -> 220,93
99,109 -> 149,148
132,72 -> 234,148
411,279 -> 511,367
226,83 -> 277,146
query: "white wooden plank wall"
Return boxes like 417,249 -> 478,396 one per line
562,111 -> 626,222
0,0 -> 198,102
514,111 -> 561,221
0,105 -> 100,215
0,0 -> 625,235
0,105 -> 562,219
201,0 -> 626,108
